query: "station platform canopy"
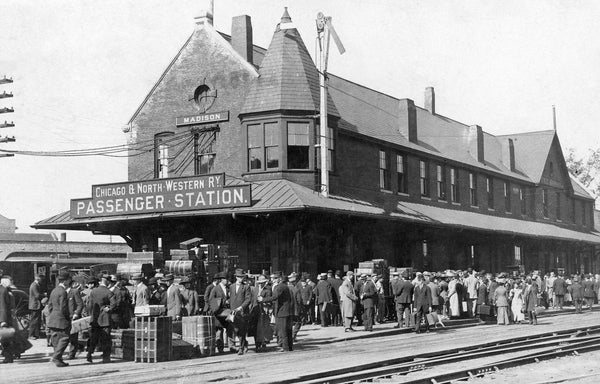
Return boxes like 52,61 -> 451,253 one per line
34,179 -> 600,245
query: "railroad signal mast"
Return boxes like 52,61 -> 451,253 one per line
0,75 -> 15,156
316,12 -> 345,197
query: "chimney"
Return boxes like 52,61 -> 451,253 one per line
470,125 -> 484,163
231,15 -> 253,63
195,0 -> 214,27
508,138 -> 516,171
424,87 -> 435,114
399,99 -> 418,143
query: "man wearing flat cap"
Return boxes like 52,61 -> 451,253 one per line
228,269 -> 251,354
87,273 -> 118,363
47,270 -> 72,367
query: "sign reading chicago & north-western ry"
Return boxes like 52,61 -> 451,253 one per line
70,173 -> 251,219
175,111 -> 229,127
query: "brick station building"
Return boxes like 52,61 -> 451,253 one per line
35,8 -> 600,276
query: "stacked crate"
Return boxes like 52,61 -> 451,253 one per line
182,315 -> 217,357
134,316 -> 173,363
111,329 -> 135,361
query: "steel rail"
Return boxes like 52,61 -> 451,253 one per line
418,337 -> 600,384
280,326 -> 600,384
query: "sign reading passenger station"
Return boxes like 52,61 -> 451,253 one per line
175,111 -> 229,126
70,173 -> 251,218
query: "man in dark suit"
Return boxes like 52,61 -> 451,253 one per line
228,269 -> 251,355
47,270 -> 72,367
413,274 -> 432,333
208,272 -> 230,353
360,274 -> 377,331
314,273 -> 332,327
67,280 -> 84,359
28,274 -> 44,339
287,273 -> 304,341
249,275 -> 272,352
203,274 -> 219,314
259,271 -> 293,352
553,273 -> 567,310
87,274 -> 117,364
0,275 -> 16,363
327,270 -> 343,326
393,271 -> 414,328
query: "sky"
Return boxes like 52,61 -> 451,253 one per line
0,0 -> 599,241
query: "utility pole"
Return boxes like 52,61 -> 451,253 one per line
0,75 -> 15,157
315,13 -> 345,197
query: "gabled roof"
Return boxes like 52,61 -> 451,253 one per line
497,130 -> 556,183
127,20 -> 259,125
240,10 -> 339,116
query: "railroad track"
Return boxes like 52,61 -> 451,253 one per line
282,326 -> 600,384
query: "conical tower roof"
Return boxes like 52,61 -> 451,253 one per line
240,9 -> 339,117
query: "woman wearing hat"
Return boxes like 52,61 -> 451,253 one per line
493,279 -> 510,325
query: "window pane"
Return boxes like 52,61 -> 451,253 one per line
288,122 -> 309,145
249,148 -> 263,170
265,122 -> 279,146
248,124 -> 262,148
266,146 -> 279,169
288,122 -> 310,169
288,146 -> 309,169
199,154 -> 215,175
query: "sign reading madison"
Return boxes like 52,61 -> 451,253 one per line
71,173 -> 251,219
175,111 -> 229,126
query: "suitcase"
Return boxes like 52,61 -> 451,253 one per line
171,339 -> 194,360
134,305 -> 166,317
70,316 -> 92,334
478,304 -> 491,315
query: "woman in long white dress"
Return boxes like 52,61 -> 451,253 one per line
510,282 -> 525,323
448,274 -> 460,318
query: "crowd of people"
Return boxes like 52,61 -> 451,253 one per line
1,267 -> 600,366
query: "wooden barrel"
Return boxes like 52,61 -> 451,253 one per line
116,263 -> 153,279
165,260 -> 197,276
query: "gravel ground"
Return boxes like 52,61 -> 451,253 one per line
465,350 -> 600,384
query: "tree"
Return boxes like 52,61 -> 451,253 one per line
566,147 -> 600,205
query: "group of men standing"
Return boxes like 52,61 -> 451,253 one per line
45,271 -> 120,367
204,269 -> 301,354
